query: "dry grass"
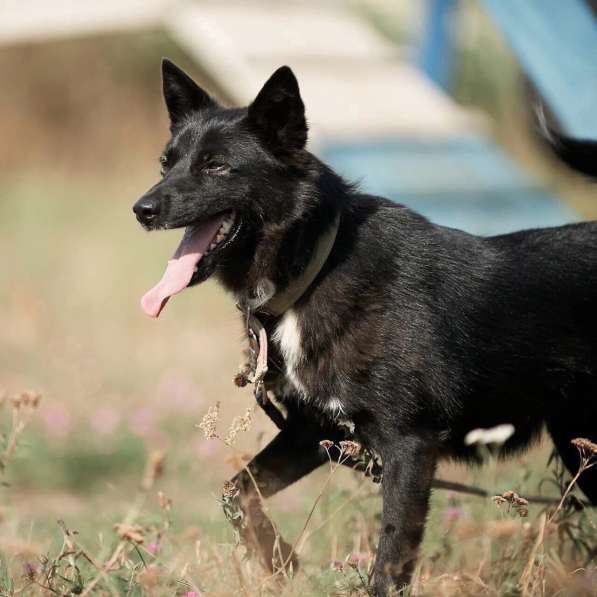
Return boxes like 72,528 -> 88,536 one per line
0,376 -> 595,595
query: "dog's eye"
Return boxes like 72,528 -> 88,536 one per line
204,160 -> 228,173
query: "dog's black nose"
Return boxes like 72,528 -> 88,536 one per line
133,196 -> 161,225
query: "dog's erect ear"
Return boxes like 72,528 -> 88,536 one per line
248,66 -> 307,151
162,58 -> 215,128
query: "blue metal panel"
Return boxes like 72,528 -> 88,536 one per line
322,138 -> 579,236
481,0 -> 597,139
418,0 -> 458,90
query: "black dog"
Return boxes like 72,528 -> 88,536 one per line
134,60 -> 597,595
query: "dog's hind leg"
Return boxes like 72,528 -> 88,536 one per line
224,404 -> 341,574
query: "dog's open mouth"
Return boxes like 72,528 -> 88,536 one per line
141,210 -> 238,318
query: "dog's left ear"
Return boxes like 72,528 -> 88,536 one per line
162,58 -> 216,129
248,66 -> 307,152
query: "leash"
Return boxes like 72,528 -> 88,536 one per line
234,307 -> 286,430
234,214 -> 341,429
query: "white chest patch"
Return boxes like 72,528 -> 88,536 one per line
273,310 -> 307,396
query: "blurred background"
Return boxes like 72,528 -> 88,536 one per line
1,1 -> 596,594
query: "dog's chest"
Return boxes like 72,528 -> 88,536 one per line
269,309 -> 349,419
272,310 -> 308,396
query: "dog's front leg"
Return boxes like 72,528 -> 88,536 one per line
224,411 -> 336,574
373,432 -> 437,596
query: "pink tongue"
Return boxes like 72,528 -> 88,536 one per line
141,215 -> 226,318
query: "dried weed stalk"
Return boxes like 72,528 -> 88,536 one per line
0,390 -> 41,473
196,402 -> 220,440
519,437 -> 597,596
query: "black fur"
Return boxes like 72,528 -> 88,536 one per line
542,132 -> 597,179
535,105 -> 597,179
134,61 -> 597,595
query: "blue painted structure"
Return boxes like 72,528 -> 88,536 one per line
321,1 -> 597,235
481,0 -> 597,139
322,138 -> 578,236
418,0 -> 457,91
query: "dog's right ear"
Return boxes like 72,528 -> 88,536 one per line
162,58 -> 215,129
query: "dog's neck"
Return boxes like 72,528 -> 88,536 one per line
244,211 -> 340,317
223,159 -> 349,317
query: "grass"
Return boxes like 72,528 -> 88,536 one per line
0,176 -> 595,596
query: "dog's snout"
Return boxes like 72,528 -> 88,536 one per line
133,196 -> 161,225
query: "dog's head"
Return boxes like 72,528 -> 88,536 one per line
134,60 -> 310,317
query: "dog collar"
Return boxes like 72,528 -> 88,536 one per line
234,213 -> 340,429
257,212 -> 340,318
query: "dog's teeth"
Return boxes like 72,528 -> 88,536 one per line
206,215 -> 235,254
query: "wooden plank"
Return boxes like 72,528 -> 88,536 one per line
165,3 -> 482,142
0,0 -> 167,45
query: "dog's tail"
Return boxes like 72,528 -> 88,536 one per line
535,104 -> 597,180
